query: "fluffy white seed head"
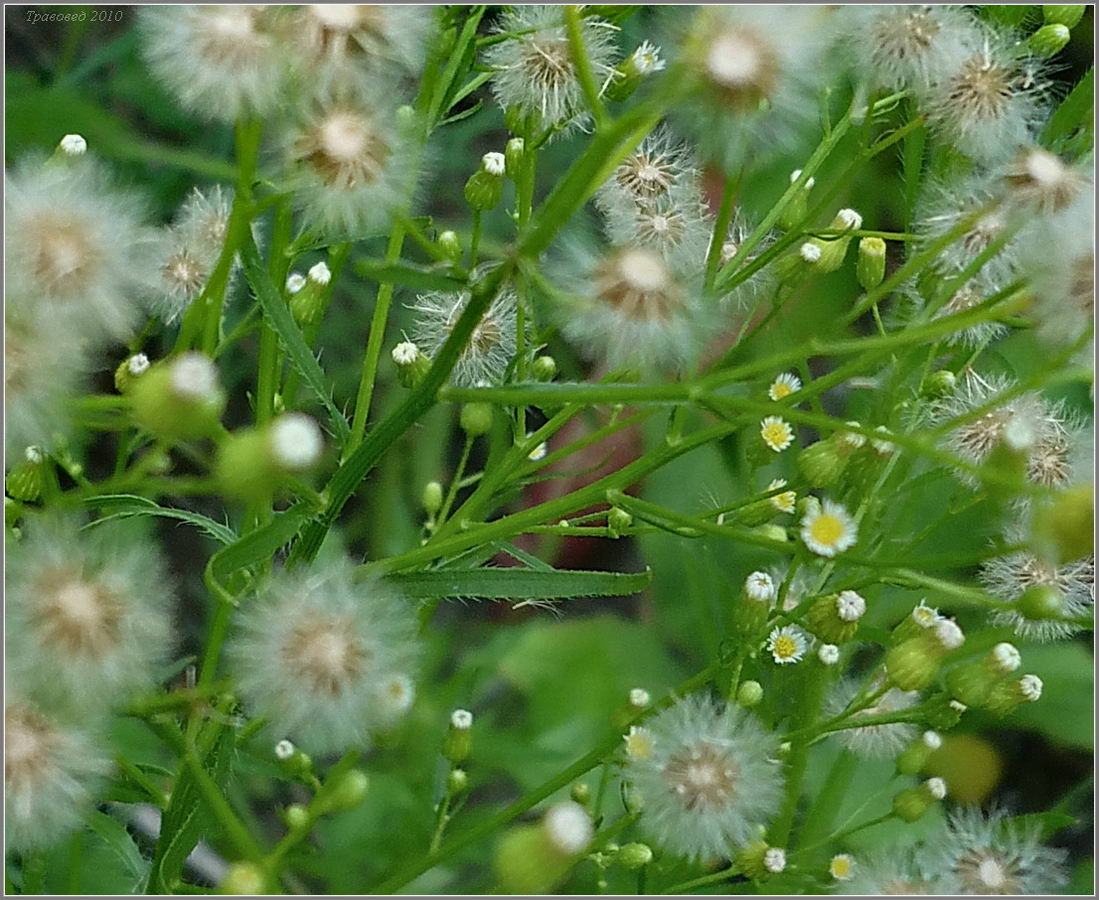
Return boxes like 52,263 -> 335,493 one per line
829,679 -> 919,758
59,134 -> 87,156
451,709 -> 473,730
226,560 -> 420,754
764,847 -> 787,873
543,801 -> 593,855
152,186 -> 233,322
269,413 -> 324,471
624,695 -> 784,861
745,571 -> 776,604
170,352 -> 220,402
6,516 -> 174,714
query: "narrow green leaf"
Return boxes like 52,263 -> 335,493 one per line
387,567 -> 652,600
1041,68 -> 1094,153
1005,811 -> 1077,841
207,502 -> 315,588
239,233 -> 351,447
85,811 -> 149,892
83,495 -> 236,545
354,258 -> 468,292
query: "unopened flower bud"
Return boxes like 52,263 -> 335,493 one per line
806,590 -> 866,644
857,236 -> 887,290
891,602 -> 941,645
114,353 -> 150,393
1017,583 -> 1065,620
58,133 -> 87,156
1031,483 -> 1093,564
896,730 -> 943,776
607,506 -> 633,537
1030,22 -> 1071,56
779,169 -> 814,231
736,679 -> 764,707
447,768 -> 469,795
604,40 -> 665,101
288,262 -> 331,326
735,840 -> 784,880
460,401 -> 494,436
985,674 -> 1043,717
494,803 -> 593,893
1043,4 -> 1086,27
810,208 -> 862,273
284,804 -> 310,830
797,438 -> 850,489
437,230 -> 462,263
285,272 -> 306,294
735,571 -> 774,637
885,619 -> 964,691
422,480 -> 444,516
752,523 -> 789,544
215,414 -> 323,502
326,769 -> 369,811
6,446 -> 46,502
818,643 -> 840,665
504,137 -> 526,178
219,862 -> 267,895
617,842 -> 653,870
465,155 -> 505,211
570,781 -> 591,805
922,369 -> 957,399
946,642 -> 1021,707
532,355 -> 557,381
130,352 -> 226,440
392,341 -> 431,388
274,739 -> 295,761
443,708 -> 473,763
892,777 -> 945,823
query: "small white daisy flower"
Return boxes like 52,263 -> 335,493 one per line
767,625 -> 808,665
800,499 -> 858,557
766,479 -> 797,514
768,372 -> 802,402
760,416 -> 794,452
623,725 -> 654,760
624,695 -> 784,861
830,852 -> 855,881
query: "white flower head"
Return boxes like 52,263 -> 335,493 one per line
766,479 -> 797,514
451,709 -> 473,730
543,801 -> 593,855
127,353 -> 151,377
274,739 -> 296,761
59,134 -> 87,156
269,413 -> 324,471
376,672 -> 416,725
745,571 -> 776,604
624,695 -> 784,861
933,618 -> 965,650
169,352 -> 220,402
140,6 -> 287,123
5,696 -> 110,853
6,516 -> 175,714
624,725 -> 654,760
990,642 -> 1021,675
629,688 -> 651,709
768,372 -> 801,402
308,261 -> 332,285
922,730 -> 943,751
484,6 -> 618,133
799,241 -> 822,264
836,590 -> 867,622
767,625 -> 808,665
1018,674 -> 1043,701
286,272 -> 307,294
481,151 -> 506,177
392,341 -> 419,366
226,560 -> 420,754
760,416 -> 794,452
764,847 -> 787,873
632,40 -> 665,75
830,853 -> 855,881
818,643 -> 840,665
800,499 -> 857,557
409,278 -> 521,387
919,806 -> 1068,895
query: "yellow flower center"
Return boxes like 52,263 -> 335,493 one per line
809,513 -> 844,547
830,856 -> 852,879
761,420 -> 792,451
770,381 -> 794,400
773,635 -> 798,659
624,727 -> 654,760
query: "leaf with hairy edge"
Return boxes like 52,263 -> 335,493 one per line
83,494 -> 236,545
386,567 -> 652,600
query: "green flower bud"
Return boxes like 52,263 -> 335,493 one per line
1043,4 -> 1086,27
811,209 -> 862,273
945,643 -> 1021,708
437,230 -> 462,263
6,446 -> 46,502
130,353 -> 226,440
284,803 -> 310,830
607,506 -> 633,538
603,40 -> 664,102
921,369 -> 957,400
392,341 -> 432,389
985,674 -> 1043,717
215,413 -> 324,503
1031,484 -> 1093,564
219,862 -> 267,895
274,739 -> 314,779
752,523 -> 789,544
885,619 -> 965,691
460,401 -> 494,437
797,439 -> 850,489
892,777 -> 946,822
736,679 -> 764,708
805,590 -> 866,644
327,769 -> 369,811
1017,583 -> 1065,620
465,152 -> 506,211
1030,22 -> 1071,56
447,768 -> 469,796
924,693 -> 967,731
896,730 -> 943,776
890,602 -> 941,645
6,496 -> 24,530
775,240 -> 822,284
114,353 -> 151,393
288,261 -> 332,327
779,170 -> 814,232
443,709 -> 473,763
570,781 -> 591,806
796,495 -> 822,521
504,137 -> 526,179
494,802 -> 593,893
735,840 -> 786,880
422,480 -> 444,516
735,571 -> 775,638
616,843 -> 653,870
857,236 -> 887,290
532,355 -> 557,381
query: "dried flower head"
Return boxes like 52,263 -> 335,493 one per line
6,516 -> 175,713
227,559 -> 420,754
484,5 -> 617,131
625,695 -> 783,861
140,6 -> 287,122
5,696 -> 109,853
409,280 -> 520,387
919,806 -> 1068,894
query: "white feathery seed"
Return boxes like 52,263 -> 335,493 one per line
269,413 -> 324,471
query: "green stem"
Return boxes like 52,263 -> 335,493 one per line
564,5 -> 607,129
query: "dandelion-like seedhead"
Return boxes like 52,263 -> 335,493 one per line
484,5 -> 618,132
140,5 -> 286,123
841,847 -> 935,895
4,696 -> 110,854
918,806 -> 1068,894
6,156 -> 155,341
409,280 -> 521,387
6,516 -> 175,714
594,127 -> 700,218
624,695 -> 783,861
827,679 -> 919,758
602,194 -> 711,270
226,560 -> 420,754
282,95 -> 407,238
